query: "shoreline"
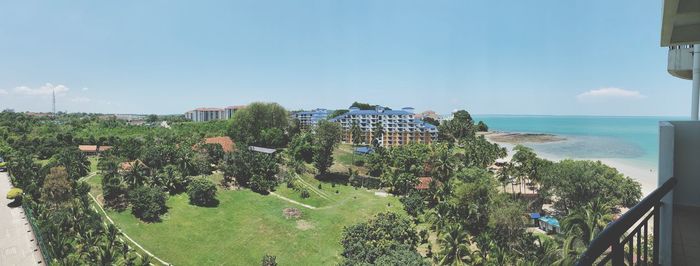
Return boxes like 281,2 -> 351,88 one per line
479,131 -> 566,144
486,133 -> 658,196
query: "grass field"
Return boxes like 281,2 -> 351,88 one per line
85,158 -> 404,265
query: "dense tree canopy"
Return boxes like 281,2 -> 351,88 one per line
187,177 -> 218,207
229,102 -> 290,148
340,212 -> 422,265
129,186 -> 168,222
541,159 -> 641,214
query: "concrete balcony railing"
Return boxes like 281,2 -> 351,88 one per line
668,45 -> 694,80
579,121 -> 700,265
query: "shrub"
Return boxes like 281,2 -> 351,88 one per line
353,159 -> 365,167
261,254 -> 277,266
300,189 -> 310,199
249,174 -> 276,193
317,183 -> 322,190
336,190 -> 339,194
286,180 -> 295,189
6,188 -> 22,200
129,186 -> 168,222
187,178 -> 218,207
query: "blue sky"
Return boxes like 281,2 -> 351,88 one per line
0,0 -> 691,116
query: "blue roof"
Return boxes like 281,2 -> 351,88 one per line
529,213 -> 541,219
355,147 -> 373,154
539,216 -> 560,227
295,109 -> 332,115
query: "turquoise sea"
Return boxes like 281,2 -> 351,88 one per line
472,115 -> 684,169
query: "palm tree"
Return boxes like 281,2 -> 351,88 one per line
562,199 -> 614,246
431,144 -> 456,183
57,148 -> 90,179
496,162 -> 512,193
372,121 -> 384,148
436,224 -> 478,265
123,161 -> 147,188
427,202 -> 454,237
350,121 -> 362,165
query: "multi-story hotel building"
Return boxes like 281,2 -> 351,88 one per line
185,108 -> 224,122
328,106 -> 438,147
291,108 -> 333,129
185,105 -> 245,122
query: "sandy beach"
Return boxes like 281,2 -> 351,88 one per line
486,134 -> 658,196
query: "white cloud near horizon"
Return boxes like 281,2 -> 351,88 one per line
577,87 -> 646,101
0,89 -> 7,95
12,83 -> 70,96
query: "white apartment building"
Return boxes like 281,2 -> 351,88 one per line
328,106 -> 438,147
185,105 -> 245,122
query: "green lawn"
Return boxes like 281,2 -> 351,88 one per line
84,154 -> 405,265
331,144 -> 368,174
103,177 -> 403,265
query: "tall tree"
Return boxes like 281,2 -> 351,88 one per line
229,102 -> 289,147
41,166 -> 73,207
438,110 -> 475,144
312,120 -> 342,176
350,121 -> 363,165
436,224 -> 477,265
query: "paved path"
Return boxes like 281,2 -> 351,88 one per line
0,172 -> 43,265
269,192 -> 318,210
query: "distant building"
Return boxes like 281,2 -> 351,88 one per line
185,105 -> 246,122
224,105 -> 246,119
78,145 -> 112,156
291,108 -> 333,129
185,108 -> 224,122
328,105 -> 438,147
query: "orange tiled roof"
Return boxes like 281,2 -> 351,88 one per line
415,177 -> 437,190
204,136 -> 235,152
78,145 -> 112,152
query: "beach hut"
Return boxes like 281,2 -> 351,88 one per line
538,216 -> 561,234
529,213 -> 542,227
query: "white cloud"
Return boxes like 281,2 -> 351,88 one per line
71,96 -> 91,103
0,89 -> 7,95
577,87 -> 646,101
82,87 -> 89,91
12,83 -> 70,96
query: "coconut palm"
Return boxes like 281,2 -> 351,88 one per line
123,161 -> 147,188
372,121 -> 384,148
562,199 -> 614,246
431,144 -> 457,183
436,224 -> 478,265
496,162 -> 512,193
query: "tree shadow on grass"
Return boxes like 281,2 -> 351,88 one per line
314,172 -> 350,185
190,198 -> 220,208
6,200 -> 21,208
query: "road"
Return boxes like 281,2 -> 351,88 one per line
0,172 -> 43,265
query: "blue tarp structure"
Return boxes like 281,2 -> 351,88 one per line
529,213 -> 541,219
538,216 -> 561,234
354,147 -> 373,154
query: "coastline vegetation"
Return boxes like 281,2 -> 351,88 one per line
0,104 -> 641,265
